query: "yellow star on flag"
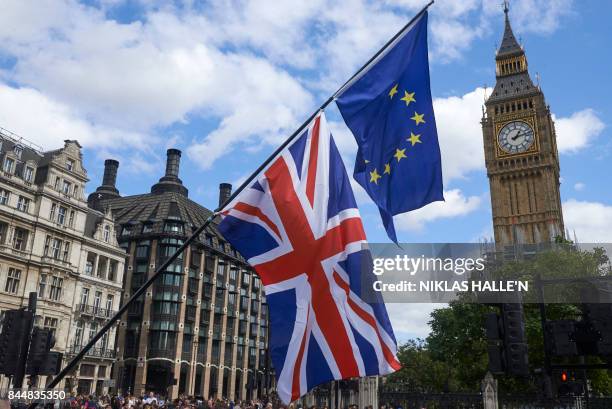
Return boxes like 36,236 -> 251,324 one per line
369,168 -> 382,184
400,90 -> 416,106
407,132 -> 422,146
411,111 -> 425,125
393,148 -> 407,162
384,163 -> 391,174
388,84 -> 398,99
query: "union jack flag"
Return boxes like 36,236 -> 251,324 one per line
218,112 -> 400,403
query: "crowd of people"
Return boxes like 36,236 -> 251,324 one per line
2,391 -> 289,409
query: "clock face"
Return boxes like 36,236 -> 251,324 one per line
497,121 -> 535,154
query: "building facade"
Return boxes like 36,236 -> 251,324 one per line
89,150 -> 270,400
0,129 -> 126,394
482,5 -> 565,245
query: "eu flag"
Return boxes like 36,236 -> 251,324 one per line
335,11 -> 443,242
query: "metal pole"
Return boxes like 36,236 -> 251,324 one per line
536,274 -> 554,407
13,292 -> 37,389
36,0 -> 436,401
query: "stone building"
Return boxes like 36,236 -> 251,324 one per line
0,128 -> 125,394
88,149 -> 270,400
482,4 -> 565,245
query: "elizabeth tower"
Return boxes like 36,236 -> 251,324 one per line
482,4 -> 564,245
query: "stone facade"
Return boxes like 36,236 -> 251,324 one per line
89,150 -> 270,400
0,130 -> 125,394
482,7 -> 565,245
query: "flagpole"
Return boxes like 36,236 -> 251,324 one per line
35,0 -> 434,400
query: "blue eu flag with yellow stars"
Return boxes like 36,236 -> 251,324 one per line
335,10 -> 443,242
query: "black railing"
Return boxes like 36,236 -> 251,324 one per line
77,303 -> 116,319
67,345 -> 116,359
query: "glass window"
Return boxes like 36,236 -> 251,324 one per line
142,223 -> 153,233
0,189 -> 9,205
49,203 -> 57,221
108,260 -> 118,282
62,180 -> 71,195
135,241 -> 150,259
38,274 -> 47,298
53,176 -> 60,190
69,210 -> 75,227
97,256 -> 108,278
16,196 -> 30,212
5,268 -> 21,293
13,145 -> 23,157
163,221 -> 184,234
13,228 -> 28,251
85,252 -> 95,275
44,317 -> 58,338
23,166 -> 34,182
106,294 -> 114,312
122,225 -> 132,236
3,157 -> 14,173
51,238 -> 62,259
50,276 -> 63,301
0,222 -> 6,245
63,242 -> 70,261
80,288 -> 90,305
103,225 -> 110,242
66,159 -> 74,171
73,185 -> 79,198
89,322 -> 98,341
74,321 -> 83,347
57,206 -> 67,225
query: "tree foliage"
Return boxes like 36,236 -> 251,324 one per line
388,245 -> 612,395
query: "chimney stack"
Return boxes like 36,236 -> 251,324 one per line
219,183 -> 232,207
151,148 -> 188,196
165,149 -> 181,179
102,159 -> 119,191
87,159 -> 121,210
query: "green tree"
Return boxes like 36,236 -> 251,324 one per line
390,246 -> 612,394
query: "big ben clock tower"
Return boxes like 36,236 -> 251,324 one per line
482,3 -> 565,245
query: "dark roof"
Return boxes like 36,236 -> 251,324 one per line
84,210 -> 103,238
100,191 -> 220,237
497,8 -> 523,59
0,133 -> 44,164
487,71 -> 538,103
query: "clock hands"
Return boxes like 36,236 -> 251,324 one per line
511,131 -> 530,142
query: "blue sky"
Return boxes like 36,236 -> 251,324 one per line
0,0 -> 610,340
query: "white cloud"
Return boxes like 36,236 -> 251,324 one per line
495,0 -> 574,35
0,0 -> 578,170
395,189 -> 481,231
0,83 -> 151,151
434,87 -> 487,182
563,199 -> 612,242
573,182 -> 585,192
386,302 -> 445,341
554,109 -> 605,153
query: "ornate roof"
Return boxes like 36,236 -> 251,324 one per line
497,4 -> 523,59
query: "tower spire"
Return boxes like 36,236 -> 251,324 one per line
497,1 -> 522,58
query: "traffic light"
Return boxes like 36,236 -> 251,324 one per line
485,304 -> 529,376
557,370 -> 584,396
26,327 -> 59,375
26,327 -> 52,374
0,309 -> 32,376
501,303 -> 529,376
545,320 -> 578,356
485,312 -> 504,374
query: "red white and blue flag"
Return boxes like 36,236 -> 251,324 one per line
218,112 -> 400,403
